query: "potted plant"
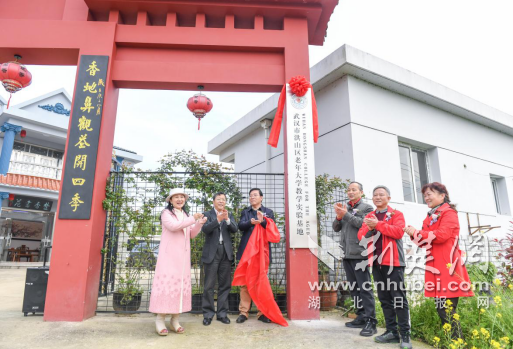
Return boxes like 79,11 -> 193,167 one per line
315,174 -> 350,310
191,285 -> 203,312
271,285 -> 287,312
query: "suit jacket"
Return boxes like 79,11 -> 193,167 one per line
237,205 -> 275,262
201,209 -> 237,264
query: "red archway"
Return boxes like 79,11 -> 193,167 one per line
0,0 -> 337,321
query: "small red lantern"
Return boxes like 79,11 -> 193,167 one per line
186,86 -> 213,130
8,193 -> 15,206
20,130 -> 26,138
0,55 -> 32,109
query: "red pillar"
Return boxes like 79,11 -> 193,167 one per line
44,25 -> 120,321
283,18 -> 320,320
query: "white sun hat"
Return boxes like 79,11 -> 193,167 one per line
165,188 -> 189,203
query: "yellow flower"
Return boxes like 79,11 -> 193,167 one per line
480,328 -> 490,339
472,329 -> 479,339
449,344 -> 456,349
433,337 -> 440,343
471,347 -> 477,349
480,308 -> 486,314
497,313 -> 502,318
446,299 -> 453,306
494,295 -> 502,306
500,337 -> 510,344
508,284 -> 513,290
446,263 -> 452,269
494,278 -> 501,286
443,323 -> 452,332
490,340 -> 501,349
457,338 -> 464,344
452,313 -> 460,321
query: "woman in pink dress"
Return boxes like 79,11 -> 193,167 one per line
149,188 -> 206,336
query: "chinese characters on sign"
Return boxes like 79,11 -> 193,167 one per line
9,195 -> 53,212
286,85 -> 318,248
58,56 -> 109,220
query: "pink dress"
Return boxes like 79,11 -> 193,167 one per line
149,209 -> 202,314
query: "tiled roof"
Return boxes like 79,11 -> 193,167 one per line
0,174 -> 60,192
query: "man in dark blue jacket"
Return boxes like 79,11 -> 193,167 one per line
235,188 -> 275,324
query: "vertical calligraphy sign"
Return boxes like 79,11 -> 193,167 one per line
59,55 -> 109,219
285,85 -> 318,248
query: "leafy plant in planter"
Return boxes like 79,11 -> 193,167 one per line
315,174 -> 350,310
103,171 -> 157,311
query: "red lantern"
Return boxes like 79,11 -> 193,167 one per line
0,55 -> 32,109
186,88 -> 213,130
20,130 -> 26,138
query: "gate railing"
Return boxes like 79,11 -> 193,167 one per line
97,171 -> 288,313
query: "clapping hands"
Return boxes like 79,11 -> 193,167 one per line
403,226 -> 416,237
251,210 -> 265,225
334,202 -> 348,219
363,215 -> 378,230
193,212 -> 204,221
217,209 -> 229,222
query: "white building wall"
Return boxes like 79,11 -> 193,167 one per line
347,75 -> 513,239
220,127 -> 267,173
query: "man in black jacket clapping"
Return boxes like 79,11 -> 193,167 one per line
201,192 -> 238,326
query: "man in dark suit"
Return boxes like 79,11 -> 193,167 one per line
201,192 -> 238,326
236,188 -> 275,324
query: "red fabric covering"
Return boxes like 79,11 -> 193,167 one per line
268,76 -> 319,148
232,217 -> 288,327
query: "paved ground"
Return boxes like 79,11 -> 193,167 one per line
0,268 -> 431,349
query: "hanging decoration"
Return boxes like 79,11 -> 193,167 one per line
267,76 -> 319,148
0,55 -> 32,109
186,85 -> 213,130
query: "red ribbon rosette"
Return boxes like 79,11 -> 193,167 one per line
267,76 -> 319,148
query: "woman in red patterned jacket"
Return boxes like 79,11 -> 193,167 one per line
404,182 -> 473,339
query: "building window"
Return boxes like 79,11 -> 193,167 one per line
491,178 -> 501,213
399,144 -> 429,204
490,176 -> 510,215
13,141 -> 63,160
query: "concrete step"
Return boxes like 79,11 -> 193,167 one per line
0,262 -> 48,269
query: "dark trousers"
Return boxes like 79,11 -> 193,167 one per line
372,263 -> 410,335
343,259 -> 376,321
202,244 -> 232,319
435,297 -> 462,339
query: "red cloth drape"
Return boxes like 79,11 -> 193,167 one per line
232,217 -> 288,327
267,76 -> 319,148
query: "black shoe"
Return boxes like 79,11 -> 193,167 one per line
374,330 -> 401,343
258,315 -> 272,323
203,318 -> 212,326
217,317 -> 230,324
359,319 -> 377,337
345,318 -> 366,328
400,333 -> 413,349
236,315 -> 248,323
